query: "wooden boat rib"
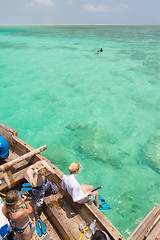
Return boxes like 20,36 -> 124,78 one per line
0,123 -> 124,240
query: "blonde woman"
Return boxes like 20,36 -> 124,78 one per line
62,162 -> 99,206
2,190 -> 32,240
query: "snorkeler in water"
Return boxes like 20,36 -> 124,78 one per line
97,48 -> 103,54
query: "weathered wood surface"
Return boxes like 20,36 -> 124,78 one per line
25,167 -> 125,240
42,190 -> 84,240
0,145 -> 47,171
0,145 -> 47,188
0,123 -> 17,146
0,123 -> 125,240
4,149 -> 28,172
146,216 -> 160,240
0,148 -> 28,191
127,204 -> 160,240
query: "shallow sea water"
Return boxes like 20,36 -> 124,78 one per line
0,25 -> 160,238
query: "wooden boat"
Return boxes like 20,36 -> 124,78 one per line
0,123 -> 124,240
1,123 -> 160,240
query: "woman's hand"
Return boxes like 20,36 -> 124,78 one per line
87,191 -> 92,196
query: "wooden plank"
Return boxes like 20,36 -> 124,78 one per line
18,192 -> 63,240
0,151 -> 50,190
0,150 -> 30,187
0,123 -> 17,135
4,149 -> 29,172
0,123 -> 17,145
66,192 -> 124,240
146,218 -> 160,240
43,191 -> 83,240
2,169 -> 13,188
0,147 -> 46,187
46,173 -> 124,240
127,205 -> 160,240
2,168 -> 16,188
0,168 -> 27,192
11,135 -> 34,156
0,145 -> 47,171
6,149 -> 19,161
9,136 -> 46,166
0,149 -> 29,177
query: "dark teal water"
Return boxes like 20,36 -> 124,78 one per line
0,25 -> 160,237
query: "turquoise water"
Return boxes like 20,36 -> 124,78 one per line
1,25 -> 160,238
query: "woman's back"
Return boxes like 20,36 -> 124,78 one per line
62,174 -> 86,202
2,190 -> 32,240
9,206 -> 30,229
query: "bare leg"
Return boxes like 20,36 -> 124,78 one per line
22,225 -> 31,240
34,205 -> 39,215
157,234 -> 160,240
15,233 -> 23,240
80,185 -> 99,207
80,184 -> 93,194
78,185 -> 93,204
93,190 -> 99,207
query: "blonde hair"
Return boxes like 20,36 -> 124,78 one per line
5,190 -> 19,220
68,162 -> 81,174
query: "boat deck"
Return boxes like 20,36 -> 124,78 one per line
21,178 -> 90,240
42,187 -> 91,240
0,150 -> 104,240
21,192 -> 63,240
1,150 -> 160,240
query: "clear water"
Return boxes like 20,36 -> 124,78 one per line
1,25 -> 160,238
